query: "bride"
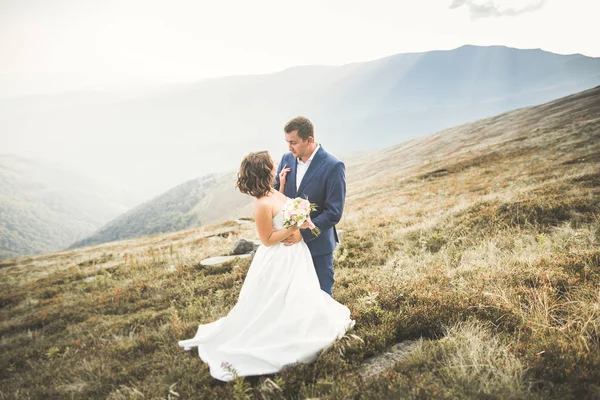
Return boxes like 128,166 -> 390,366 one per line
178,150 -> 355,382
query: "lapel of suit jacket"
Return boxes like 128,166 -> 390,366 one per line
297,146 -> 327,195
287,154 -> 298,198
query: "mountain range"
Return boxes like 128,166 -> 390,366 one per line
1,45 -> 598,201
1,44 -> 599,257
68,85 -> 600,250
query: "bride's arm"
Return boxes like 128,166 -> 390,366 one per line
278,164 -> 290,194
254,199 -> 298,246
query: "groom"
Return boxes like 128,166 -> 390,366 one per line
274,116 -> 346,296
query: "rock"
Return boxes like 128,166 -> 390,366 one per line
390,340 -> 419,354
199,254 -> 251,267
205,230 -> 235,239
248,240 -> 262,258
420,168 -> 449,180
232,239 -> 259,255
358,340 -> 420,379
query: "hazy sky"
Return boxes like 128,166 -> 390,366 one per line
1,0 -> 599,204
1,0 -> 598,95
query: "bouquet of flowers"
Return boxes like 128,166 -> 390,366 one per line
282,197 -> 321,237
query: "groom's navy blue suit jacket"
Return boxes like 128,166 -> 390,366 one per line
274,146 -> 346,256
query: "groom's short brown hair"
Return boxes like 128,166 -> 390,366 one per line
284,116 -> 314,141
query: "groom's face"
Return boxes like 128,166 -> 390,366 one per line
285,130 -> 311,160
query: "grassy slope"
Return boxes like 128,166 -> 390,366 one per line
0,87 -> 599,399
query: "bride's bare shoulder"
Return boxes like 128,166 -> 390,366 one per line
270,191 -> 289,203
253,195 -> 273,213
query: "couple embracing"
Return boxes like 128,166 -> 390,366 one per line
178,116 -> 355,382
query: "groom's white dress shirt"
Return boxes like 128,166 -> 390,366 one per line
296,143 -> 320,191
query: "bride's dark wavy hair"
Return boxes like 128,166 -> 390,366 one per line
236,151 -> 275,198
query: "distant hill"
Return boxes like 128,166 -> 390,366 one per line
344,85 -> 600,192
0,155 -> 134,258
69,172 -> 252,249
2,45 -> 599,200
317,45 -> 600,150
69,86 -> 600,249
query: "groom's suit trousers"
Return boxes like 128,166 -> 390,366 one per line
312,252 -> 334,296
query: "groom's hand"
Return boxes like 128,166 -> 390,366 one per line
283,230 -> 302,246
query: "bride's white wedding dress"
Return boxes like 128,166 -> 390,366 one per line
178,206 -> 355,382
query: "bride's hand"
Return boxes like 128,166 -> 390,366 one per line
279,165 -> 291,185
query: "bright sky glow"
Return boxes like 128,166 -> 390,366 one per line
1,0 -> 598,95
